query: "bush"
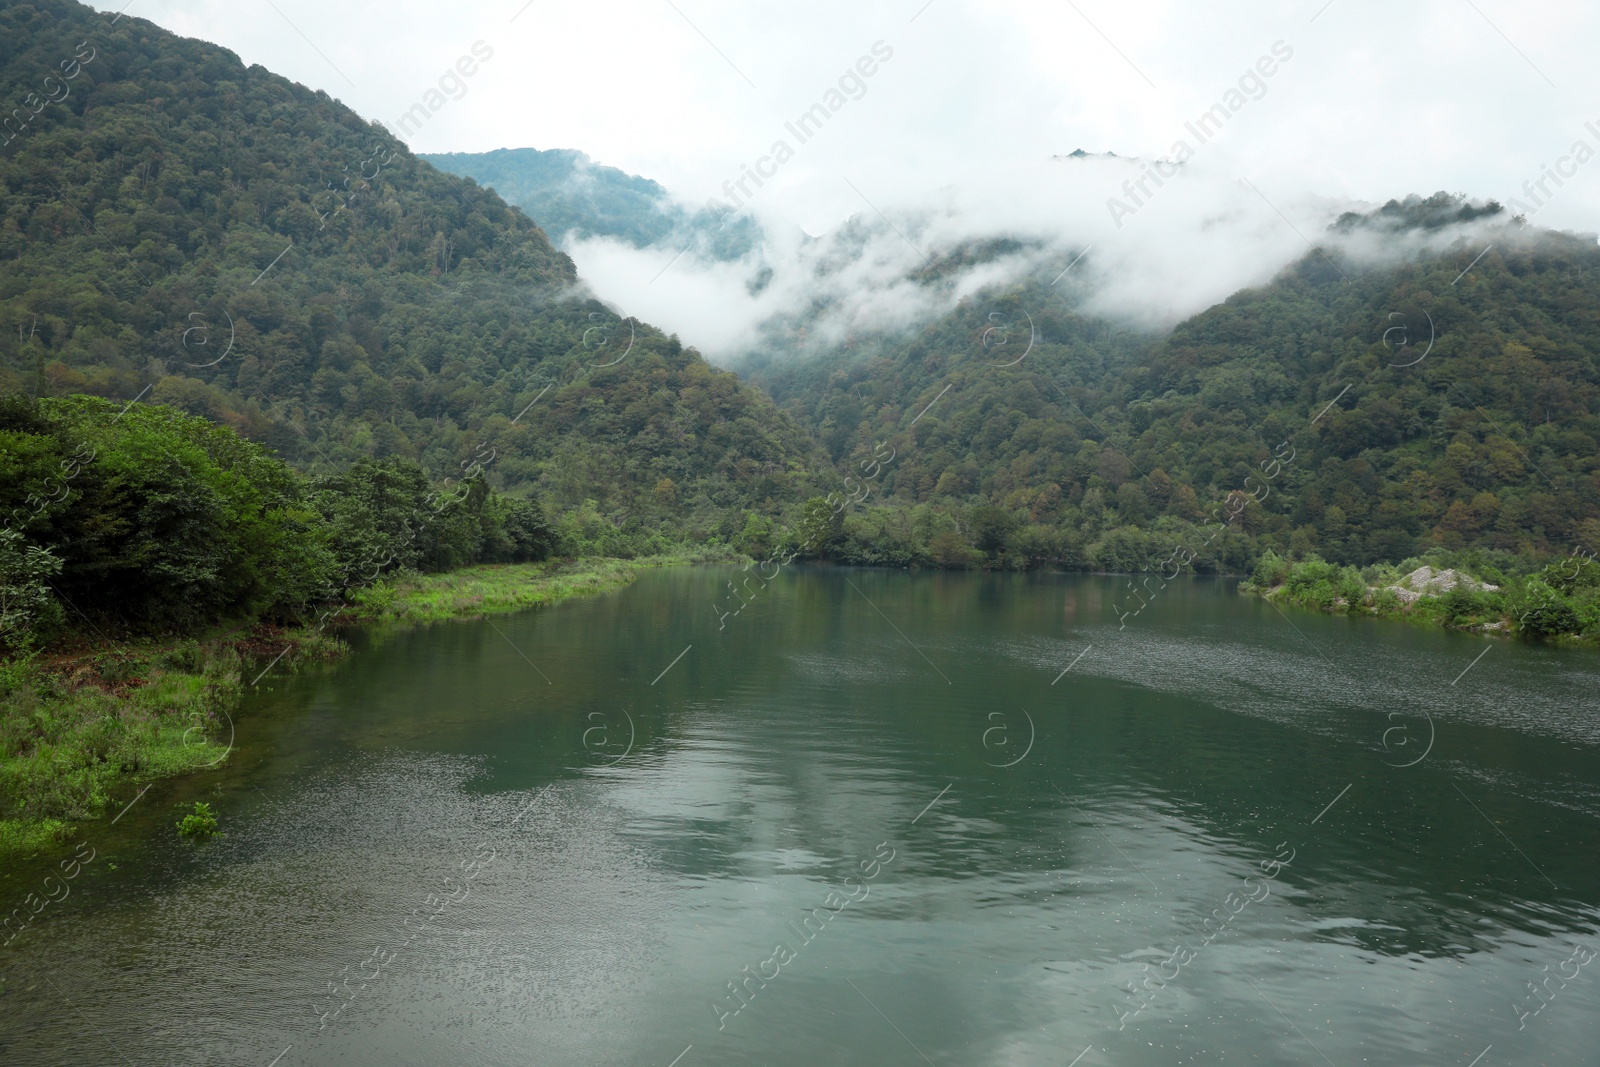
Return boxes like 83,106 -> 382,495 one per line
1438,586 -> 1487,626
176,801 -> 221,839
734,512 -> 775,559
969,506 -> 1019,556
1336,565 -> 1367,605
929,529 -> 978,568
1512,581 -> 1580,638
1537,556 -> 1600,596
1283,555 -> 1338,598
1373,586 -> 1403,615
0,529 -> 65,654
1359,563 -> 1395,585
1250,549 -> 1290,588
1572,587 -> 1600,636
794,496 -> 844,558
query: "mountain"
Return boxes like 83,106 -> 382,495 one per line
422,146 -> 760,260
0,0 -> 820,537
736,195 -> 1600,570
419,147 -> 675,248
4,0 -> 1595,578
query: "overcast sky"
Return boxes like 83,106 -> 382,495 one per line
91,0 -> 1600,230
88,0 -> 1600,353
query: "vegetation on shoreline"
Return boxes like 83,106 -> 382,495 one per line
0,624 -> 341,858
0,553 -> 715,860
1,393 -> 558,651
0,388 -> 748,860
1243,548 -> 1600,643
348,548 -> 740,626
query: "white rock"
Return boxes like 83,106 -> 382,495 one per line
1398,566 -> 1498,595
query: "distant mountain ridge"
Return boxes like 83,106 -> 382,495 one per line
423,146 -> 760,260
419,147 -> 674,247
745,199 -> 1600,568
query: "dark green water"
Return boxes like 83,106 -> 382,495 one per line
2,567 -> 1598,1066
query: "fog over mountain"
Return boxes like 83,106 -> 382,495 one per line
554,153 -> 1544,364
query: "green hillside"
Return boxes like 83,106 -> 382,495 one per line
745,199 -> 1600,571
0,0 -> 821,537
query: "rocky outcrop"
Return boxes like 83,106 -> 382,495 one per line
1382,566 -> 1499,605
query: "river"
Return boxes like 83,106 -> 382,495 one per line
2,567 -> 1597,1066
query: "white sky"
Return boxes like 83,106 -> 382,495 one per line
88,0 -> 1600,353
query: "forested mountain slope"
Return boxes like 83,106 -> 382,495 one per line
0,0 -> 821,536
426,136 -> 1599,571
745,200 -> 1600,568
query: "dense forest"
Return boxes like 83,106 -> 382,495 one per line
743,200 -> 1600,573
435,138 -> 1600,576
0,0 -> 823,546
0,393 -> 552,650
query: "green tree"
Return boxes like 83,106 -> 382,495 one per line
1513,581 -> 1579,638
0,529 -> 65,654
796,497 -> 843,557
969,506 -> 1017,556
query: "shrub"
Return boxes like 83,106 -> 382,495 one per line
1572,587 -> 1600,636
1373,587 -> 1403,615
1438,586 -> 1488,626
929,529 -> 978,568
0,529 -> 65,654
1336,565 -> 1367,605
1537,556 -> 1600,596
1512,581 -> 1580,638
1250,549 -> 1290,588
176,801 -> 221,839
1302,579 -> 1338,611
1283,555 -> 1338,598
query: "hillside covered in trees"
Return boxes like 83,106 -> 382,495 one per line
414,139 -> 1600,577
742,202 -> 1600,574
0,0 -> 822,543
1,394 -> 554,647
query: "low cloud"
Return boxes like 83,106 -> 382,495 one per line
567,153 -> 1374,363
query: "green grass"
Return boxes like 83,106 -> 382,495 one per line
351,558 -> 639,624
0,643 -> 242,858
349,550 -> 740,626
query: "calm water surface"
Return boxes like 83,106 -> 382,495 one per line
2,567 -> 1598,1066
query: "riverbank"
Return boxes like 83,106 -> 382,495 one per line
0,552 -> 734,860
346,548 -> 740,626
1242,551 -> 1600,645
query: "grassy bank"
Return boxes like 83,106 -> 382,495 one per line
348,547 -> 741,626
0,628 -> 343,857
0,552 -> 730,859
1243,550 -> 1600,645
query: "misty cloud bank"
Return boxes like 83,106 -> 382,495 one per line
564,154 -> 1541,367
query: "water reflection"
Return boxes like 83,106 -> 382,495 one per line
1,567 -> 1596,1066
